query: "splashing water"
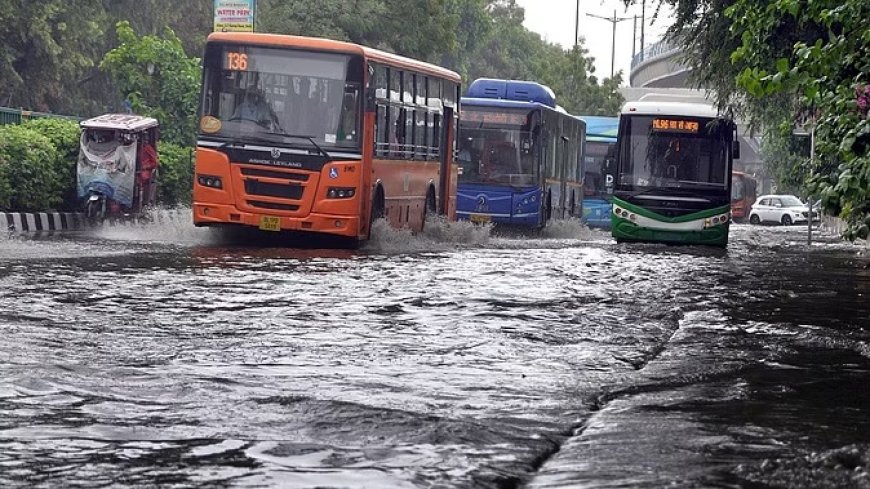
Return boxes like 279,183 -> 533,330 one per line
363,217 -> 492,254
92,207 -> 219,246
540,218 -> 600,240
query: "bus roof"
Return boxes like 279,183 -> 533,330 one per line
207,32 -> 461,82
621,101 -> 724,119
466,78 -> 557,108
80,113 -> 159,131
576,115 -> 618,140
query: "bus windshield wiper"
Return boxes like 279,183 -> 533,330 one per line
264,132 -> 332,159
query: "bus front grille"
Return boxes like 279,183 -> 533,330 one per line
241,168 -> 309,181
247,200 -> 300,211
244,179 -> 304,200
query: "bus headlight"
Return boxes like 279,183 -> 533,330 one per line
704,212 -> 731,228
327,187 -> 356,199
197,174 -> 223,189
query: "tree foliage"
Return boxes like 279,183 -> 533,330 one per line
627,0 -> 870,240
0,0 -> 622,120
100,21 -> 202,146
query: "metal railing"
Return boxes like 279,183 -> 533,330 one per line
0,106 -> 81,126
631,39 -> 679,69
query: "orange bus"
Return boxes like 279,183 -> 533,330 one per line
731,170 -> 758,221
193,33 -> 461,244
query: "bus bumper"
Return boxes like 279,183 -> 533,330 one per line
613,220 -> 729,247
193,202 -> 361,239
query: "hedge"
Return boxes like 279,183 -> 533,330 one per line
0,125 -> 64,212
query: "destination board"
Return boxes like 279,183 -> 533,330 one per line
462,111 -> 528,126
651,118 -> 700,134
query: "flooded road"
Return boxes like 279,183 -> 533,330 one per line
1,215 -> 868,488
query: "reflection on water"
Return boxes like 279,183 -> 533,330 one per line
0,218 -> 868,488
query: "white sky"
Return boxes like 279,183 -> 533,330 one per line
515,0 -> 673,85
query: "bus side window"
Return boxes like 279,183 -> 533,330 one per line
376,104 -> 388,156
395,107 -> 408,158
404,107 -> 415,158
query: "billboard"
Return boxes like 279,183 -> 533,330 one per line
214,0 -> 255,32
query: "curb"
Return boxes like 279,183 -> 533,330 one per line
3,212 -> 88,232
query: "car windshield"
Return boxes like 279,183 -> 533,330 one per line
780,195 -> 804,207
199,43 -> 363,151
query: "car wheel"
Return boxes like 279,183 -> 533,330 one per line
781,214 -> 792,226
749,214 -> 761,225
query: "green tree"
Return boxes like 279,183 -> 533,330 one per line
0,0 -> 106,113
100,21 -> 202,146
627,0 -> 870,239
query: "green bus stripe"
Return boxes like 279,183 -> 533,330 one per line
612,196 -> 729,223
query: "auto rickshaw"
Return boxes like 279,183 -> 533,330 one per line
76,114 -> 160,221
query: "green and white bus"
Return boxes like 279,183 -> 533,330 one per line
612,101 -> 740,247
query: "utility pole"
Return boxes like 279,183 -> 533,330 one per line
632,15 -> 637,60
575,0 -> 580,48
587,10 -> 633,78
640,0 -> 646,61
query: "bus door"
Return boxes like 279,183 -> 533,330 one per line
438,106 -> 455,215
558,130 -> 570,219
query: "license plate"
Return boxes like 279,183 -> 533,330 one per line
469,213 -> 491,224
259,216 -> 281,232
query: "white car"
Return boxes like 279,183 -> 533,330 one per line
749,194 -> 815,225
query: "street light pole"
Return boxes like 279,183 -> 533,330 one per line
586,10 -> 633,78
640,0 -> 646,61
575,0 -> 580,48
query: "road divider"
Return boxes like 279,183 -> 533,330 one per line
3,212 -> 87,232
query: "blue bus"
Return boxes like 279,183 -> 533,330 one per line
456,79 -> 586,228
576,115 -> 618,229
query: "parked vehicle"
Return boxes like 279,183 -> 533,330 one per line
77,114 -> 160,221
748,194 -> 817,225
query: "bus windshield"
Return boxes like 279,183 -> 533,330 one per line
457,107 -> 538,186
731,175 -> 746,201
618,115 -> 730,191
199,44 -> 363,150
584,140 -> 615,199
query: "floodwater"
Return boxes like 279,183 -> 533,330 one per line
0,213 -> 868,488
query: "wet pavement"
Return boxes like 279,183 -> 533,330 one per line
0,214 -> 868,488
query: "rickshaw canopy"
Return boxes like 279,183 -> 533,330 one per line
80,113 -> 159,132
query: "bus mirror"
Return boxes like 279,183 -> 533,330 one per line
733,140 -> 741,160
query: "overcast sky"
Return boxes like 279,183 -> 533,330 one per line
515,0 -> 673,85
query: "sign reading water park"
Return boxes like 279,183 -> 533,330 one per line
214,0 -> 255,32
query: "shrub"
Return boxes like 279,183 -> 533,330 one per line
21,118 -> 83,210
0,125 -> 63,211
156,142 -> 193,206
